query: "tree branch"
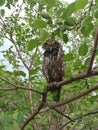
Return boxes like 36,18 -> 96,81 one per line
0,87 -> 18,91
60,109 -> 98,129
9,34 -> 29,70
46,84 -> 98,109
87,29 -> 98,73
21,92 -> 47,130
17,2 -> 24,21
0,77 -> 43,95
47,70 -> 98,91
53,108 -> 74,122
29,44 -> 39,70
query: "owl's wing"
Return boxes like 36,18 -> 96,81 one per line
57,46 -> 65,79
42,56 -> 49,82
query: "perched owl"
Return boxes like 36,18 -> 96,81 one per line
42,39 -> 65,102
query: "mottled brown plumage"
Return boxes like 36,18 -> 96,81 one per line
42,39 -> 65,102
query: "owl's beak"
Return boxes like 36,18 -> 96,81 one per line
50,46 -> 52,51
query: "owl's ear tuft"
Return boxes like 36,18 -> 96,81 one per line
42,41 -> 47,49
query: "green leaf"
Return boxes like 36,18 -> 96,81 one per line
74,59 -> 82,66
43,0 -> 55,8
78,43 -> 88,56
81,23 -> 93,36
62,34 -> 69,43
95,0 -> 98,3
95,9 -> 98,18
4,124 -> 12,130
88,95 -> 98,102
0,65 -> 5,69
17,112 -> 24,126
62,2 -> 76,18
7,0 -> 13,4
74,59 -> 82,70
62,0 -> 88,19
0,9 -> 5,17
14,70 -> 26,77
82,16 -> 92,25
64,53 -> 75,61
65,66 -> 72,77
55,8 -> 64,17
40,12 -> 52,20
84,57 -> 90,66
28,39 -> 38,51
39,30 -> 48,42
2,115 -> 13,125
29,69 -> 37,75
0,0 -> 5,6
33,19 -> 47,28
64,17 -> 76,26
74,0 -> 88,10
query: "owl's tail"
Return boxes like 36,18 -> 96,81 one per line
51,87 -> 61,102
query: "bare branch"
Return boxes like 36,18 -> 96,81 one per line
46,84 -> 98,109
0,77 -> 43,95
87,29 -> 98,73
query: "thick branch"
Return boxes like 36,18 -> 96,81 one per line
46,84 -> 98,109
47,70 -> 98,91
87,29 -> 98,73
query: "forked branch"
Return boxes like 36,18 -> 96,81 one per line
21,92 -> 47,130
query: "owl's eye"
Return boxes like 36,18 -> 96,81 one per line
45,42 -> 49,46
54,42 -> 59,46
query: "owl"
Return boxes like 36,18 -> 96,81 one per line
42,39 -> 65,102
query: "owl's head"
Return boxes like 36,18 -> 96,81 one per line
42,39 -> 60,51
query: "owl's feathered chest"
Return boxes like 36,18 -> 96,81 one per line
42,48 -> 64,82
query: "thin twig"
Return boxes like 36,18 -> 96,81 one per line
88,0 -> 94,12
29,44 -> 39,70
53,108 -> 74,122
0,16 -> 5,25
17,2 -> 24,21
9,34 -> 29,70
